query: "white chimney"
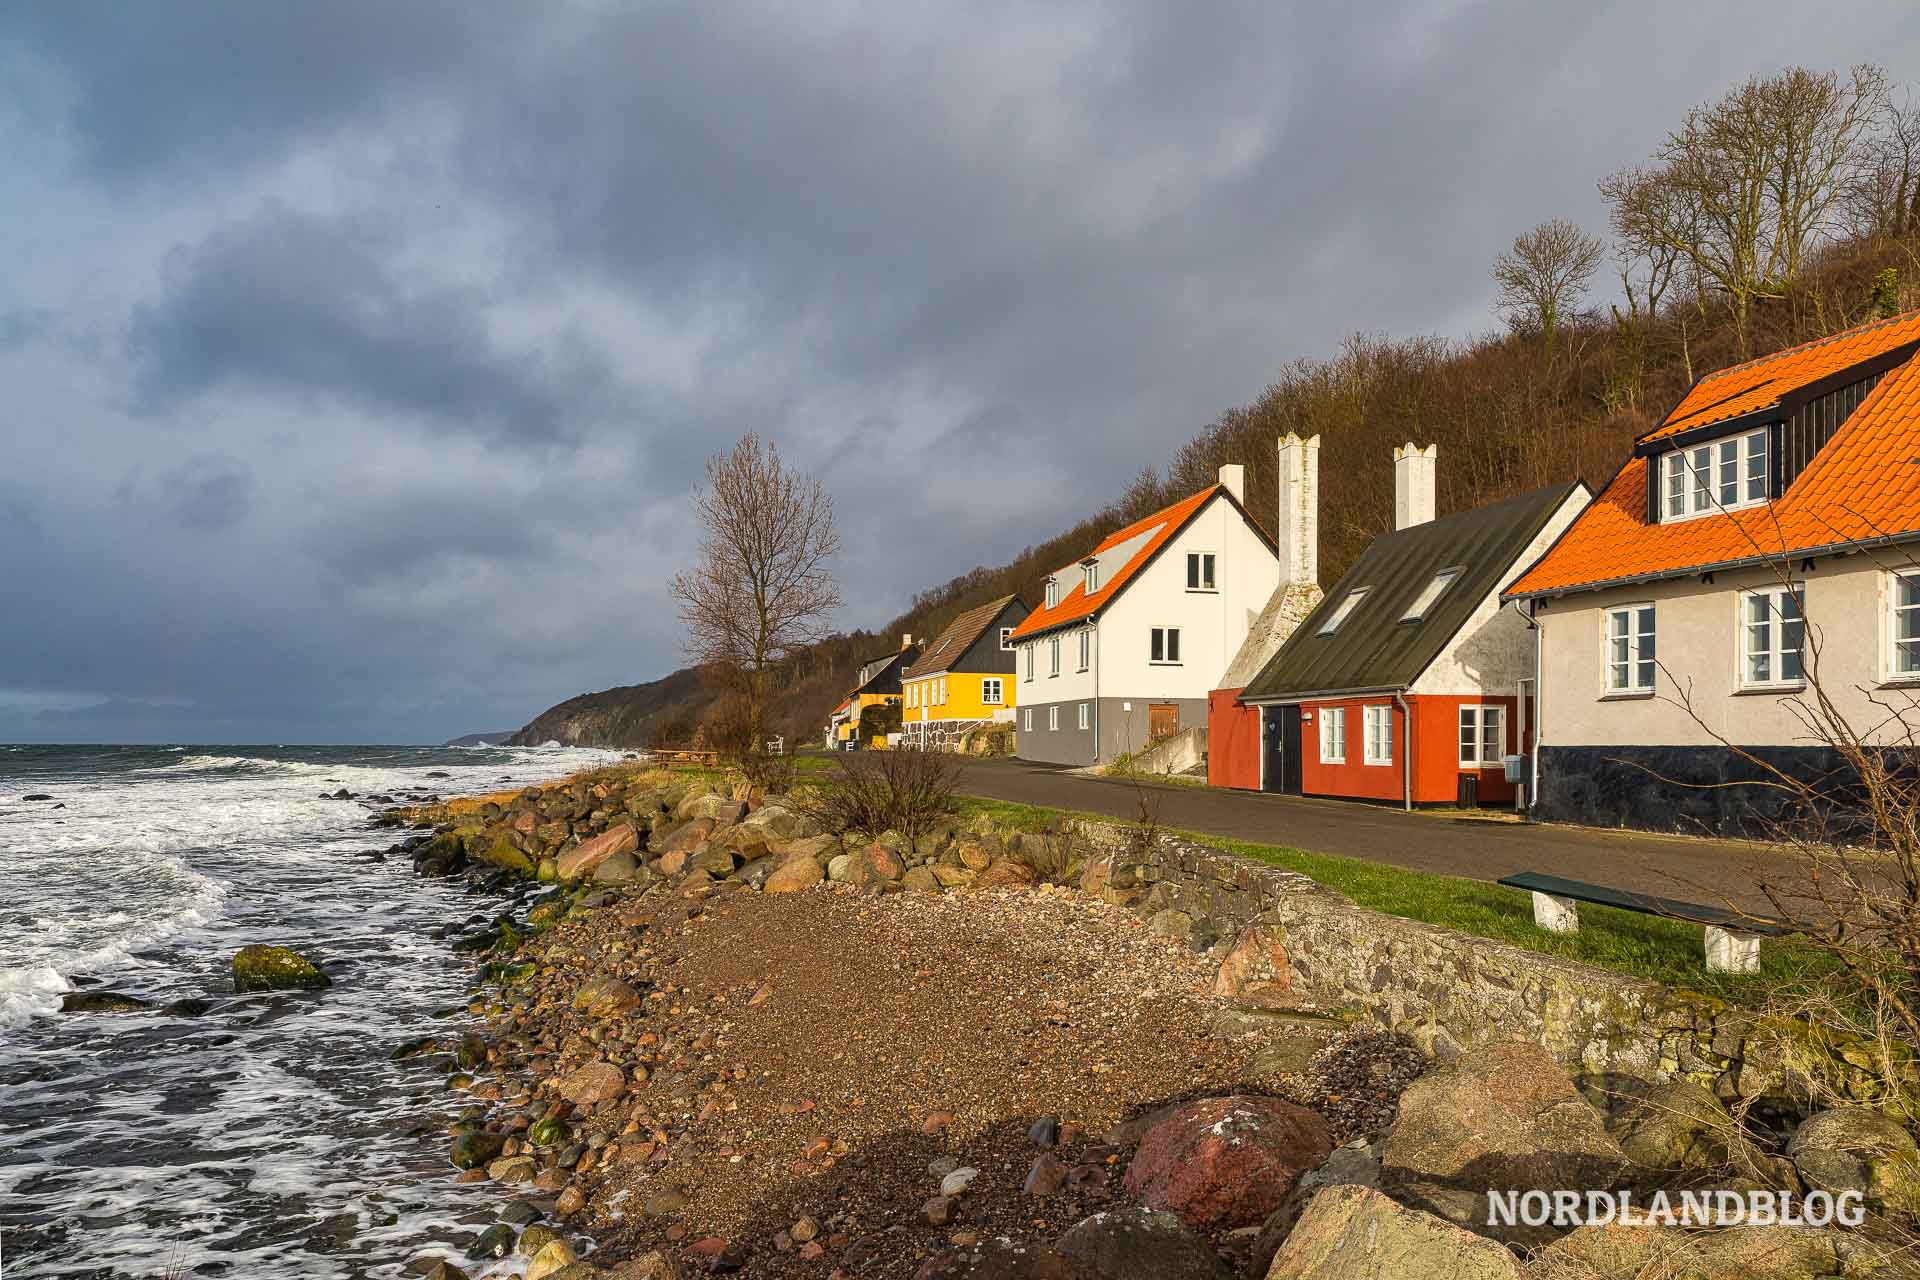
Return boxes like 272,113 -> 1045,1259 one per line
1394,442 -> 1437,531
1217,463 -> 1246,503
1276,433 -> 1320,587
901,633 -> 913,650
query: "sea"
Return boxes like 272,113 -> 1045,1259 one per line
0,743 -> 626,1280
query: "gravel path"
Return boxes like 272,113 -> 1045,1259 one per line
489,880 -> 1283,1276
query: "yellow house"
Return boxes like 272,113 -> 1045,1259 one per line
830,636 -> 917,749
900,595 -> 1030,747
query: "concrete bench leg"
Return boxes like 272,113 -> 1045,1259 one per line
1705,926 -> 1761,974
1531,891 -> 1580,934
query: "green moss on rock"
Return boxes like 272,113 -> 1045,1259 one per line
231,944 -> 331,993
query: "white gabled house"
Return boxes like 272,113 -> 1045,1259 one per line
1006,466 -> 1279,765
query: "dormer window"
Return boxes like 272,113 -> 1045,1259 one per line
1402,567 -> 1461,622
1318,587 -> 1369,636
1661,428 -> 1769,522
1083,561 -> 1099,593
1044,578 -> 1059,609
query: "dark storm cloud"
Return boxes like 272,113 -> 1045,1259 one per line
1,0 -> 1915,742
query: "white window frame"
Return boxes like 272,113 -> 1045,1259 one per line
1083,561 -> 1099,593
1890,569 -> 1920,682
1740,585 -> 1806,689
1363,705 -> 1393,766
1186,551 -> 1217,592
1402,567 -> 1462,622
1458,705 -> 1505,769
1150,626 -> 1182,665
1023,644 -> 1034,682
1023,707 -> 1032,732
981,677 -> 1003,705
1660,428 -> 1769,523
1603,603 -> 1657,696
1318,587 -> 1369,636
1044,578 -> 1059,608
1000,627 -> 1014,651
1318,706 -> 1346,764
937,676 -> 947,704
1048,705 -> 1059,731
1048,634 -> 1061,676
1078,702 -> 1090,730
1077,628 -> 1091,672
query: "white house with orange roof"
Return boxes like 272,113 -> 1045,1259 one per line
1007,466 -> 1278,765
1506,308 -> 1920,833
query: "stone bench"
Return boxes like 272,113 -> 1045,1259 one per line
1497,871 -> 1784,974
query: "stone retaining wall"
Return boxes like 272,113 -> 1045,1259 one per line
1069,822 -> 1774,1099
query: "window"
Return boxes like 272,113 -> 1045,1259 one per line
908,683 -> 918,708
1023,708 -> 1032,732
1319,707 -> 1346,764
1186,552 -> 1217,591
1661,429 -> 1769,522
1048,705 -> 1059,731
1000,627 -> 1014,651
1605,604 -> 1657,694
1084,561 -> 1099,593
982,678 -> 1003,705
1459,705 -> 1505,768
1048,635 -> 1061,676
1078,702 -> 1090,730
1150,626 -> 1182,664
1742,587 -> 1805,687
1363,705 -> 1393,765
937,676 -> 947,704
1318,587 -> 1369,636
1077,629 -> 1091,671
1893,571 -> 1920,678
1023,644 -> 1034,681
1044,578 -> 1059,608
1402,567 -> 1462,622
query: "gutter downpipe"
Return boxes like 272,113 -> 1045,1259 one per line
1391,690 -> 1412,812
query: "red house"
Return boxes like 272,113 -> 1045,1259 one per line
1232,445 -> 1589,808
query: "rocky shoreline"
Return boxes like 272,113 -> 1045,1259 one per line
371,763 -> 1920,1280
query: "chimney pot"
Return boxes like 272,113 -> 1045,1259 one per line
1393,442 -> 1438,530
1217,463 -> 1246,503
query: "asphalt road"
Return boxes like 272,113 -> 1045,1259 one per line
951,755 -> 1795,910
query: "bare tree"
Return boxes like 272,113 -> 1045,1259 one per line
671,433 -> 841,759
1610,65 -> 1887,357
1845,87 -> 1920,241
1491,218 -> 1604,359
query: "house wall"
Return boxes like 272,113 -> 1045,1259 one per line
904,671 -> 1013,723
1531,556 -> 1918,831
1014,492 -> 1276,764
1206,688 -> 1261,789
1294,694 -> 1520,805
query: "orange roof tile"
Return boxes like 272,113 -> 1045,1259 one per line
1508,347 -> 1920,597
1641,308 -> 1920,443
1007,485 -> 1224,641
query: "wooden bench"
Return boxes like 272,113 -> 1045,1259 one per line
1497,871 -> 1785,974
650,749 -> 719,767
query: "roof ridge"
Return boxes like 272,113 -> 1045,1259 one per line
1695,307 -> 1920,387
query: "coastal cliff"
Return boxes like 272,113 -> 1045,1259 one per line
508,668 -> 707,748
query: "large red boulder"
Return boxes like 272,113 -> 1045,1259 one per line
555,824 -> 639,880
1122,1096 -> 1332,1232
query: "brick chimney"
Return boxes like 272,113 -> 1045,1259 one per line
1394,442 -> 1437,530
1276,433 -> 1320,587
1217,463 -> 1246,504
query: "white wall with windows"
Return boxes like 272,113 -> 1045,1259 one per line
1533,556 -> 1920,748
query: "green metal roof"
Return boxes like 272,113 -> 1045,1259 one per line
1241,482 -> 1582,702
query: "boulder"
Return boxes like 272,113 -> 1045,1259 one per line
556,824 -> 640,880
1382,1042 -> 1626,1227
604,1253 -> 686,1280
593,850 -> 644,884
1609,1079 -> 1733,1171
765,856 -> 825,894
1787,1107 -> 1920,1211
231,944 -> 332,993
1212,922 -> 1294,1009
1053,1207 -> 1232,1279
525,1239 -> 577,1280
1264,1184 -> 1525,1279
773,833 -> 838,861
1250,1140 -> 1381,1274
974,859 -> 1037,889
903,866 -> 942,893
653,818 -> 716,857
450,1131 -> 506,1170
846,842 -> 906,886
1533,1221 -> 1843,1280
571,976 -> 642,1019
477,840 -> 537,876
912,1238 -> 1098,1279
827,853 -> 853,881
60,990 -> 155,1013
1122,1095 -> 1332,1231
558,1061 -> 626,1106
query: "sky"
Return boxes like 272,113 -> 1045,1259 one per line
2,2 -> 1915,744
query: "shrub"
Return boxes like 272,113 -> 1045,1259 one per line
803,745 -> 959,844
